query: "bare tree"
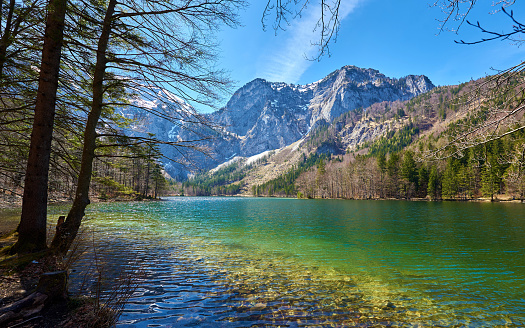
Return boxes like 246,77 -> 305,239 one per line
263,0 -> 342,58
433,0 -> 517,33
423,1 -> 525,160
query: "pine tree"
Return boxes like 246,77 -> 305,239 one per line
417,165 -> 429,198
480,141 -> 503,201
441,158 -> 458,199
386,152 -> 400,198
52,0 -> 243,254
427,165 -> 439,200
377,152 -> 387,198
15,0 -> 67,253
401,150 -> 418,199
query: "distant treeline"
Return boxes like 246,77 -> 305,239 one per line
181,159 -> 259,196
252,153 -> 330,197
178,76 -> 525,202
252,132 -> 524,201
1,142 -> 172,203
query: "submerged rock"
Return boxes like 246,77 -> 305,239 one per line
381,301 -> 396,310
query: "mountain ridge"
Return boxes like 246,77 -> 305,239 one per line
181,80 -> 480,197
132,65 -> 435,179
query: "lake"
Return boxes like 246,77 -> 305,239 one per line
57,197 -> 525,327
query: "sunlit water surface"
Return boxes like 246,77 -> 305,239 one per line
54,197 -> 525,327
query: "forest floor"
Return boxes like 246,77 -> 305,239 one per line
0,219 -> 114,328
0,224 -> 72,327
0,246 -> 73,327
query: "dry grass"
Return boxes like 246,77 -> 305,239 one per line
62,230 -> 143,328
0,225 -> 142,328
239,141 -> 307,194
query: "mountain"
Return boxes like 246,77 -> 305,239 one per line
181,80 -> 486,198
131,65 -> 435,179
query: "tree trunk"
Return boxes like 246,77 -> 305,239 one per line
51,0 -> 116,254
154,177 -> 158,199
14,0 -> 67,253
144,161 -> 150,197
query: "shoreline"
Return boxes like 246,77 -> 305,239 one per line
171,193 -> 525,203
1,194 -> 522,218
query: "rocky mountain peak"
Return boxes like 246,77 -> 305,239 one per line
318,66 -> 384,87
140,65 -> 435,179
402,75 -> 434,96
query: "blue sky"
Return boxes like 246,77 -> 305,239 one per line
211,0 -> 523,109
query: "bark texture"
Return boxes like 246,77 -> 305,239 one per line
15,0 -> 67,253
51,0 -> 116,254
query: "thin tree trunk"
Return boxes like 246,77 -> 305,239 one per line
51,0 -> 116,254
0,0 -> 16,79
144,161 -> 150,197
154,177 -> 158,199
15,0 -> 67,253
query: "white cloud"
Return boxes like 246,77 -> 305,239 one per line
256,0 -> 361,83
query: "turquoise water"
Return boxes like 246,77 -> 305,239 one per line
60,197 -> 525,327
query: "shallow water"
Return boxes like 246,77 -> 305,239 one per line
58,197 -> 525,327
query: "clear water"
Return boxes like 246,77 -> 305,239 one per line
57,197 -> 525,327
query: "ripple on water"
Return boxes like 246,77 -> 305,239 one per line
70,233 -> 412,327
65,199 -> 525,328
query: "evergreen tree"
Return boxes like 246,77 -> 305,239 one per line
417,165 -> 429,198
441,157 -> 458,199
15,0 -> 68,253
401,150 -> 418,198
52,0 -> 243,254
427,165 -> 439,200
377,152 -> 387,197
481,164 -> 498,200
480,141 -> 504,201
386,152 -> 400,198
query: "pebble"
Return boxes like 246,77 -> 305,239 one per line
252,303 -> 267,310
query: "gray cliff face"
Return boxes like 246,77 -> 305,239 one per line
138,66 -> 434,179
308,67 -> 434,126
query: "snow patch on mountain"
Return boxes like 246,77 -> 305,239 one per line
134,65 -> 435,179
245,150 -> 274,166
